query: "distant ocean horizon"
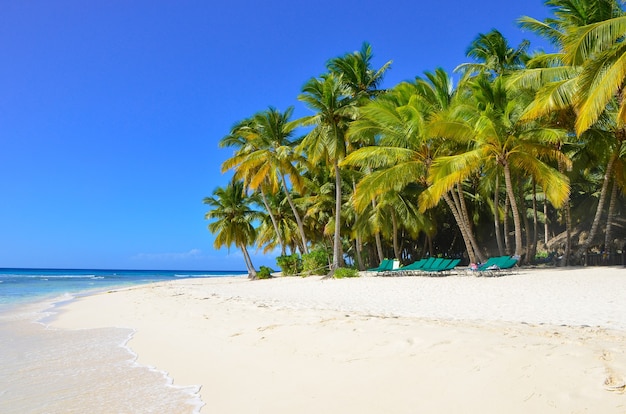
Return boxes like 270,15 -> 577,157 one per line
0,267 -> 248,310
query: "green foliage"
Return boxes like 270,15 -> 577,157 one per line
276,254 -> 302,276
302,249 -> 329,276
334,267 -> 359,278
257,266 -> 274,279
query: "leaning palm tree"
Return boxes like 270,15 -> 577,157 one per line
220,107 -> 310,254
203,179 -> 262,279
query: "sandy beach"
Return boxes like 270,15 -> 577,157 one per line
50,267 -> 626,413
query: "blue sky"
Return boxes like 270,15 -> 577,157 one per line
0,0 -> 551,270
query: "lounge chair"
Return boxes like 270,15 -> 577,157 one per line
386,258 -> 427,276
471,256 -> 517,276
368,259 -> 392,272
422,258 -> 461,275
441,258 -> 461,274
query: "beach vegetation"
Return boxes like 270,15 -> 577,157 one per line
257,266 -> 274,279
333,267 -> 359,278
209,2 -> 626,273
302,248 -> 330,276
276,254 -> 302,276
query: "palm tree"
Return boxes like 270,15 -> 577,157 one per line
297,73 -> 357,274
203,179 -> 262,279
295,44 -> 392,275
455,29 -> 530,79
327,42 -> 392,101
220,107 -> 310,254
254,188 -> 302,256
424,75 -> 571,260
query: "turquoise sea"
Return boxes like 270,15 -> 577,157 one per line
0,268 -> 247,414
0,267 -> 247,309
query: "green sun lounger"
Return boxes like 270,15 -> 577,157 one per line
387,258 -> 427,275
471,256 -> 517,276
422,257 -> 445,272
368,258 -> 392,272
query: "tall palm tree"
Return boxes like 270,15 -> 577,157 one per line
297,73 -> 357,274
220,107 -> 310,254
327,42 -> 392,101
203,179 -> 262,279
455,29 -> 530,79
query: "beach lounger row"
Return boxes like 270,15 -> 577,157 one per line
383,257 -> 461,276
467,255 -> 518,276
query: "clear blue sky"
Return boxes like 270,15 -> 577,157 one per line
0,0 -> 551,270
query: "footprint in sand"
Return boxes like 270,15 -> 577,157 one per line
604,374 -> 625,392
600,351 -> 625,392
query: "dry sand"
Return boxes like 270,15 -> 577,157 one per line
51,267 -> 626,413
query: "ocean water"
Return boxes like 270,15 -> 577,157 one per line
0,268 -> 246,414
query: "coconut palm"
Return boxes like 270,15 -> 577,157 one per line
220,107 -> 310,254
455,29 -> 530,79
327,42 -> 392,101
203,179 -> 262,279
297,73 -> 358,274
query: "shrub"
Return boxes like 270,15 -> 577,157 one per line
302,249 -> 329,276
334,267 -> 359,279
276,254 -> 302,276
257,266 -> 274,279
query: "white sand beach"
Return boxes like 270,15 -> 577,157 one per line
51,267 -> 626,413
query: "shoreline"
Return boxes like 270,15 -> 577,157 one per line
46,267 -> 626,412
0,286 -> 205,414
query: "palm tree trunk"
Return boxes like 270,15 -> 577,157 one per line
372,199 -> 384,263
494,174 -> 504,256
453,184 -> 485,263
603,178 -> 619,263
331,160 -> 344,273
391,209 -> 400,260
374,233 -> 384,263
240,244 -> 257,279
557,158 -> 571,266
520,179 -> 532,262
531,180 -> 539,263
543,195 -> 550,246
564,201 -> 572,266
280,173 -> 309,254
503,162 -> 523,258
443,192 -> 477,264
503,192 -> 511,255
354,238 -> 364,270
352,180 -> 364,270
577,153 -> 617,264
259,188 -> 285,256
